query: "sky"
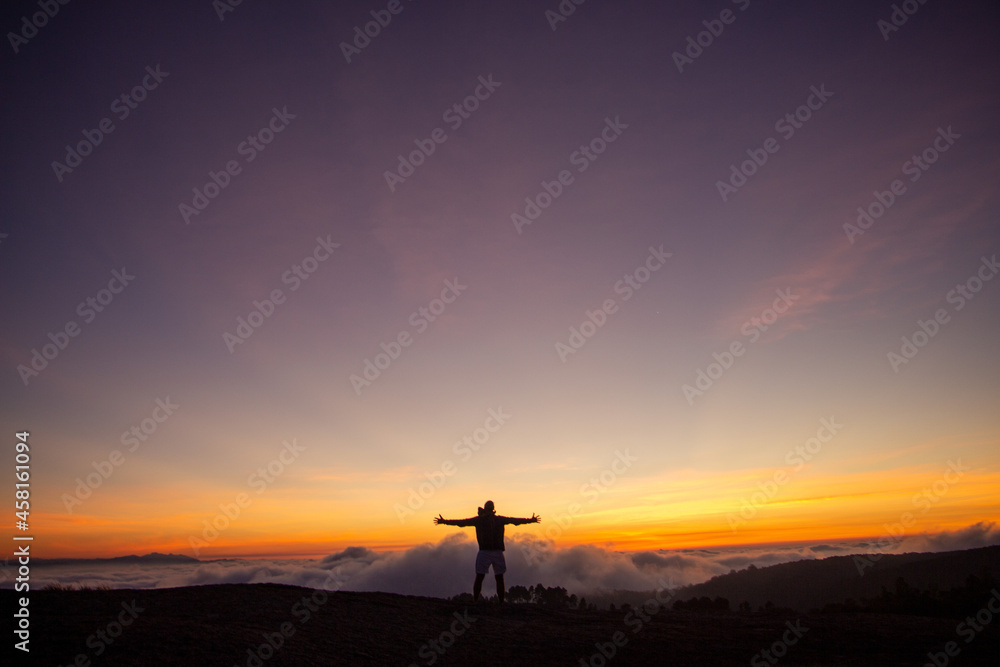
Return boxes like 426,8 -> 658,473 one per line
1,0 -> 999,587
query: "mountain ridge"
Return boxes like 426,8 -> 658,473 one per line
670,545 -> 1000,611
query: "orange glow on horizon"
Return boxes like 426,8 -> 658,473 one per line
34,441 -> 1000,559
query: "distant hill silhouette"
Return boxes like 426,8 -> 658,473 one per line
33,552 -> 200,566
673,545 -> 1000,612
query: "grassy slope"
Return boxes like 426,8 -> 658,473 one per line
6,584 -> 1000,665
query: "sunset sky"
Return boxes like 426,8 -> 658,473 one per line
1,0 -> 998,568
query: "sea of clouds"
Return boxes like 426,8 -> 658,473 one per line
4,522 -> 997,598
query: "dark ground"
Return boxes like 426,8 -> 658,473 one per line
6,584 -> 1000,665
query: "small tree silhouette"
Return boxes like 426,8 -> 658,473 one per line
508,585 -> 530,603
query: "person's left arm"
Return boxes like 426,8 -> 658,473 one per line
502,513 -> 541,525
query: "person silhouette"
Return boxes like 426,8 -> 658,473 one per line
434,500 -> 540,603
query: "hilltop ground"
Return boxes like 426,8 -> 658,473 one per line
6,584 -> 1000,665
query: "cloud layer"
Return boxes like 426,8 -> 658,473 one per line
6,523 -> 996,598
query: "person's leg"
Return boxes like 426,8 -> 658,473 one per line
473,573 -> 485,601
494,551 -> 507,604
473,551 -> 488,601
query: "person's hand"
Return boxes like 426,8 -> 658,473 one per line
434,514 -> 445,525
531,513 -> 541,523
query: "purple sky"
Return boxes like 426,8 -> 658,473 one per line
1,0 -> 998,561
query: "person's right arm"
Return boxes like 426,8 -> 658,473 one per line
435,515 -> 477,527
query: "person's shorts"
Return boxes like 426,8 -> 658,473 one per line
475,550 -> 506,575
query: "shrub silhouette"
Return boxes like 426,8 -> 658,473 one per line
476,583 -> 580,609
673,596 -> 730,612
819,571 -> 999,617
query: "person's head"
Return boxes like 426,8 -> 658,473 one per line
483,500 -> 495,514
